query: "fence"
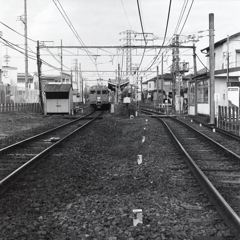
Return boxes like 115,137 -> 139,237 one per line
218,106 -> 240,135
0,103 -> 41,113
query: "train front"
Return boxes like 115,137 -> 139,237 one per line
89,85 -> 110,110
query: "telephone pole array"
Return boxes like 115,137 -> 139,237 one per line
172,34 -> 180,113
172,34 -> 190,114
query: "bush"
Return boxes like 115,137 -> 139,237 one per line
114,101 -> 138,117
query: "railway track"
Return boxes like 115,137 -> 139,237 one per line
0,111 -> 103,195
154,115 -> 240,236
141,108 -> 240,235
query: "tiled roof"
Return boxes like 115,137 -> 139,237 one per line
44,84 -> 72,92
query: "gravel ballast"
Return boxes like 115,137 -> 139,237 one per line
0,112 -> 235,239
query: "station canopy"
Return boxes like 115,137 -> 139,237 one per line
108,80 -> 129,91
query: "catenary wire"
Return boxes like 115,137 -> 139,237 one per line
120,0 -> 132,30
52,0 -> 100,77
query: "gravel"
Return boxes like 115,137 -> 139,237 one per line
0,111 -> 236,240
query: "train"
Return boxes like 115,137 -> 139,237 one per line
89,85 -> 111,110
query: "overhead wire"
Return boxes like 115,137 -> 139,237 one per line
196,53 -> 208,70
173,0 -> 188,35
0,36 -> 66,73
52,0 -> 101,78
0,37 -> 37,61
145,0 -> 195,76
178,0 -> 194,35
136,0 -> 147,75
144,0 -> 172,72
0,21 -> 37,43
120,0 -> 132,31
154,0 -> 188,69
0,21 -> 69,73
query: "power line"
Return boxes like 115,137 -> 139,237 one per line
136,0 -> 147,73
120,0 -> 132,30
145,0 -> 194,73
179,0 -> 195,35
0,21 -> 37,43
196,53 -> 208,70
0,36 -> 66,73
174,0 -> 188,34
137,0 -> 147,45
52,0 -> 100,77
145,0 -> 172,72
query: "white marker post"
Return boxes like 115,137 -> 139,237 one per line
133,209 -> 143,226
137,155 -> 142,165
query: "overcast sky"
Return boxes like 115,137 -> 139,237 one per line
1,0 -> 240,84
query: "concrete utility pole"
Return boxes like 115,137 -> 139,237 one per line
161,53 -> 164,105
79,63 -> 84,103
24,0 -> 28,101
226,35 -> 229,83
60,39 -> 63,83
209,13 -> 215,125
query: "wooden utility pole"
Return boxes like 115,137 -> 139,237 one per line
193,43 -> 198,115
161,53 -> 164,105
79,63 -> 84,103
37,41 -> 43,110
117,63 -> 120,102
209,13 -> 215,124
156,66 -> 159,107
172,34 -> 180,113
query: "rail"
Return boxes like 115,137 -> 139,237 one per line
0,111 -> 102,195
156,115 -> 240,235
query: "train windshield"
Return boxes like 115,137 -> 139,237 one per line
90,90 -> 95,94
97,90 -> 101,94
102,90 -> 108,94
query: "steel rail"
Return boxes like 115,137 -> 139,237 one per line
176,117 -> 240,160
157,116 -> 240,235
0,111 -> 102,196
0,111 -> 95,155
192,118 -> 240,141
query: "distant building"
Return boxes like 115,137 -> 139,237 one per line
189,32 -> 240,115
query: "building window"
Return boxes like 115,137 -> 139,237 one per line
197,80 -> 208,103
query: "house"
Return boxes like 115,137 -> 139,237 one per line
144,73 -> 189,106
189,32 -> 240,116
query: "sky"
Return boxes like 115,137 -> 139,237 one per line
1,0 -> 240,85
